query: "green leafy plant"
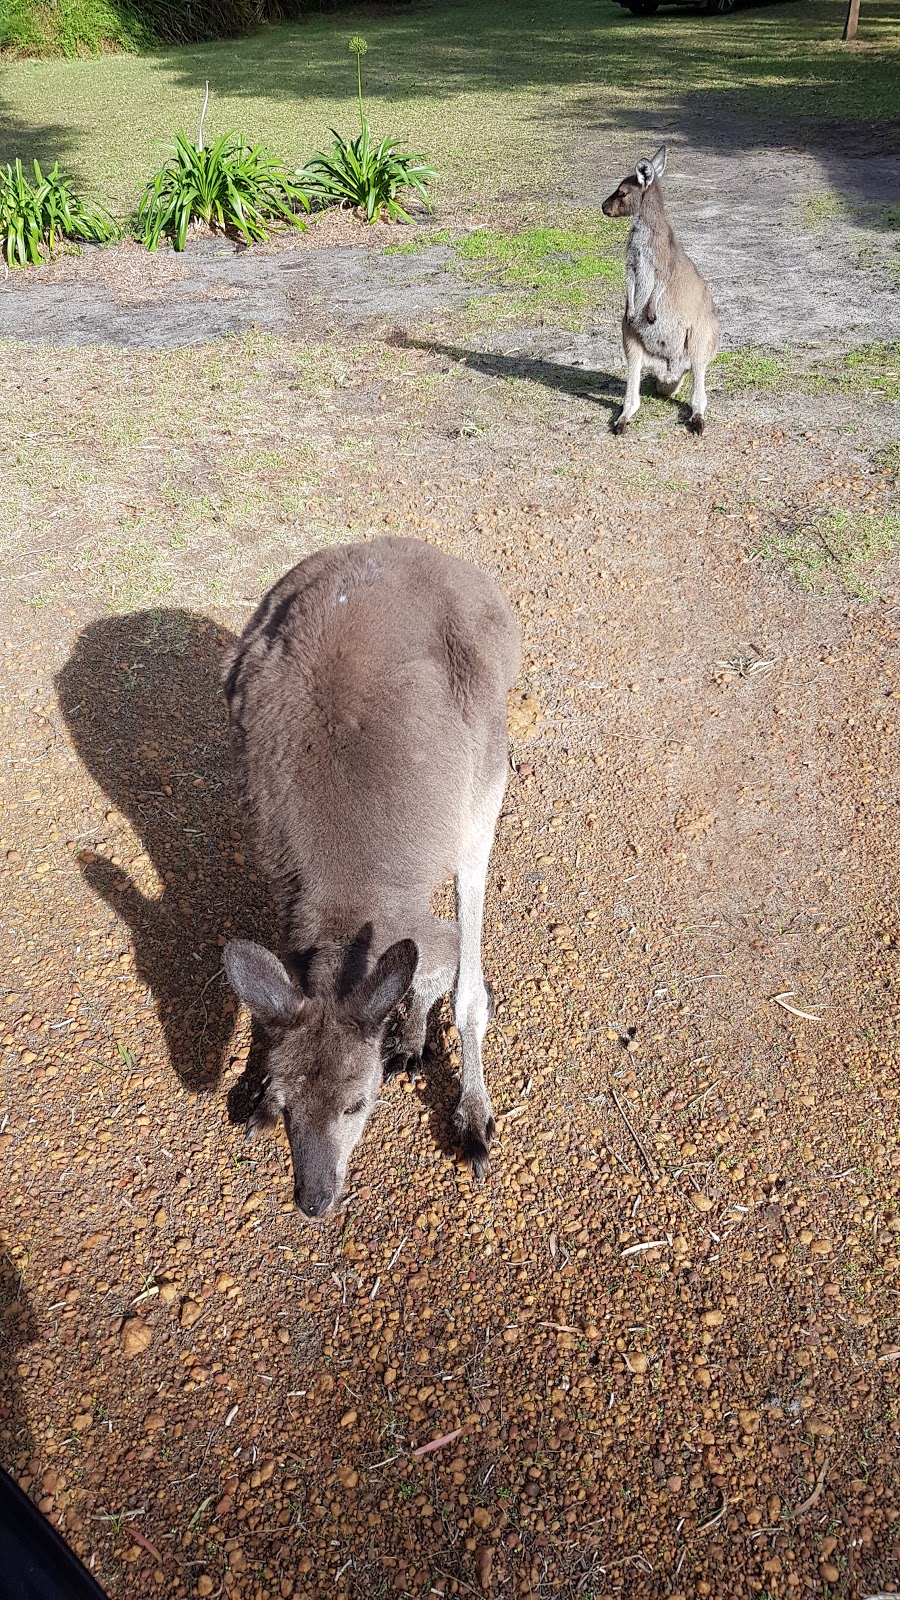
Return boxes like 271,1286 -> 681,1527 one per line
0,156 -> 117,268
137,87 -> 309,252
301,36 -> 437,224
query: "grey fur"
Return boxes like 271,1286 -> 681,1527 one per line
221,537 -> 520,1215
602,145 -> 719,436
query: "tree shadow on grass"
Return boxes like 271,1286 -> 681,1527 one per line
0,99 -> 84,176
54,608 -> 271,1094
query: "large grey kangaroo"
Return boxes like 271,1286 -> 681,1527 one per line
602,145 -> 719,435
221,537 -> 521,1217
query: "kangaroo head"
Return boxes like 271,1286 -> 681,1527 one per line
224,934 -> 418,1217
602,145 -> 668,218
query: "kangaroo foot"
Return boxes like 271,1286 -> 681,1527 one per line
612,414 -> 630,436
453,1097 -> 496,1180
688,413 -> 705,435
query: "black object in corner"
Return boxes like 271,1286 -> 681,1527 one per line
0,1466 -> 109,1600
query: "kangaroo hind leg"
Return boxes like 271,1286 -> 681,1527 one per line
614,323 -> 644,436
452,778 -> 505,1177
688,357 -> 710,435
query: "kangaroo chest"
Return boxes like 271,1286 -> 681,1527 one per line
625,218 -> 658,319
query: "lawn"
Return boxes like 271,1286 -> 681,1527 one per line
1,0 -> 898,213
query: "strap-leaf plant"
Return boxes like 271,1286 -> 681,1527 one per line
301,37 -> 438,225
0,158 -> 118,269
136,83 -> 310,252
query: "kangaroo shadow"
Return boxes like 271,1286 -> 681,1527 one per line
55,609 -> 271,1093
396,333 -> 625,419
0,1257 -> 36,1476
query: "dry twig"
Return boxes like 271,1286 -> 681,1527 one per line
771,991 -> 823,1022
608,1083 -> 658,1180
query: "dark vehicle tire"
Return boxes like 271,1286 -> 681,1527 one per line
708,0 -> 735,11
628,1 -> 660,12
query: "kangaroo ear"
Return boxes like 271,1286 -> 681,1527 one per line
224,940 -> 304,1027
351,940 -> 418,1033
635,159 -> 655,189
650,144 -> 667,178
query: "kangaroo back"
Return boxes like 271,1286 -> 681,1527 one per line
223,537 -> 520,909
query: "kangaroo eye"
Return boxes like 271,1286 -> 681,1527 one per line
344,1099 -> 365,1117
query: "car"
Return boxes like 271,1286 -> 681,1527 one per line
613,0 -> 738,14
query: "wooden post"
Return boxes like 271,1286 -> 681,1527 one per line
843,0 -> 860,41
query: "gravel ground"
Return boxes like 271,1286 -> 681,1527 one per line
1,312 -> 899,1600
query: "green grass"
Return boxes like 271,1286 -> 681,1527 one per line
834,342 -> 900,401
0,0 -> 150,55
764,507 -> 900,600
388,217 -> 626,329
716,342 -> 900,401
1,0 -> 898,214
715,349 -> 787,392
799,191 -> 846,230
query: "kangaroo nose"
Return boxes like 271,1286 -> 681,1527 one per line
298,1188 -> 334,1217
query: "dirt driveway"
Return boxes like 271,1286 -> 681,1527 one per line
1,113 -> 900,1600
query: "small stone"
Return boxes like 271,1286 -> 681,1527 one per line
197,1580 -> 214,1597
819,1565 -> 839,1585
72,1412 -> 93,1432
339,1409 -> 357,1428
153,1208 -> 166,1227
625,1352 -> 648,1374
215,1273 -> 235,1293
690,1193 -> 714,1213
474,1545 -> 494,1590
120,1317 -> 153,1358
158,1280 -> 178,1305
809,1237 -> 832,1256
180,1299 -> 203,1329
473,1506 -> 491,1529
337,1466 -> 358,1489
144,1413 -> 165,1433
666,1475 -> 682,1493
701,1310 -> 724,1328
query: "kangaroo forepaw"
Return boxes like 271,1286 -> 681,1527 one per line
384,1050 -> 422,1082
454,1103 -> 496,1180
688,413 -> 705,436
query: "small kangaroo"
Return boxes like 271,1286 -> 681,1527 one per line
221,537 -> 520,1217
602,145 -> 719,436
